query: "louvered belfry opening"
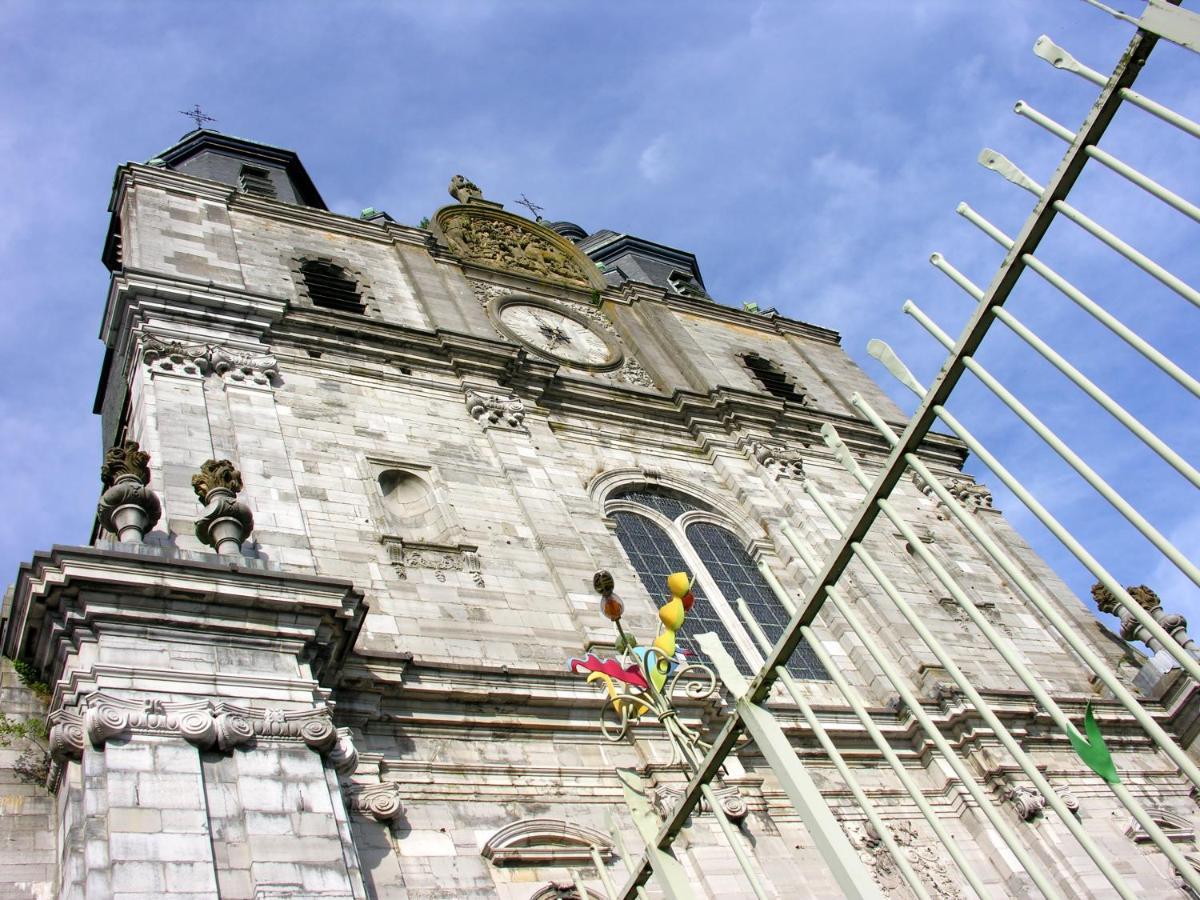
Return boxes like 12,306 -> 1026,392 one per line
742,353 -> 804,403
238,164 -> 277,199
300,259 -> 364,312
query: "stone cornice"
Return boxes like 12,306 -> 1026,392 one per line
112,163 -> 430,248
2,544 -> 366,692
611,280 -> 842,346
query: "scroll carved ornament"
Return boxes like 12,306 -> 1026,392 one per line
345,782 -> 403,824
48,692 -> 358,775
384,538 -> 484,586
747,439 -> 806,480
651,784 -> 748,822
465,388 -> 526,430
912,471 -> 993,510
846,819 -> 964,899
140,336 -> 278,386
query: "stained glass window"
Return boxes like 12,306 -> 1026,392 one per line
611,511 -> 746,669
608,487 -> 828,680
687,521 -> 827,680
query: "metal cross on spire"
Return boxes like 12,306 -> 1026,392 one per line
179,104 -> 216,131
515,193 -> 545,221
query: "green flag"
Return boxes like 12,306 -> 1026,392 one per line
1067,702 -> 1120,784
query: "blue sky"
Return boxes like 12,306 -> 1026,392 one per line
1,2 -> 1197,651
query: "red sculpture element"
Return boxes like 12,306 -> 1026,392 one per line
567,654 -> 649,690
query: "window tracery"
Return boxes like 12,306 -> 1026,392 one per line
607,486 -> 827,679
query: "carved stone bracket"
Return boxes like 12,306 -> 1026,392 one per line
142,336 -> 209,378
344,781 -> 403,824
382,538 -> 484,586
912,471 -> 994,513
741,436 -> 805,480
846,819 -> 964,899
210,346 -> 279,387
650,784 -> 748,822
97,440 -> 162,542
1002,783 -> 1047,821
49,692 -> 357,773
193,459 -> 254,554
140,336 -> 278,387
1054,783 -> 1081,815
465,388 -> 527,431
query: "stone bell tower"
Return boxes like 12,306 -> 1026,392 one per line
2,126 -> 1195,899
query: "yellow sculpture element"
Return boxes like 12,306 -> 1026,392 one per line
644,572 -> 694,691
586,671 -> 649,718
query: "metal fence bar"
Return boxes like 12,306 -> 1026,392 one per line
733,598 -> 961,900
831,408 -> 1200,890
980,149 -> 1200,309
1033,34 -> 1200,139
699,637 -> 884,899
906,288 -> 1200,591
955,201 -> 1200,400
1013,100 -> 1200,223
801,471 -> 1150,898
849,390 -> 1200,791
890,306 -> 1200,682
929,251 -> 1200,487
625,20 -> 1185,899
767,521 -> 1060,895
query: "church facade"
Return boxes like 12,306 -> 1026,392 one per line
0,130 -> 1196,899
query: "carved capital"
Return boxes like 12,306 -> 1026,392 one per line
1003,784 -> 1046,821
48,710 -> 85,763
346,781 -> 403,824
650,784 -> 747,822
70,693 -> 348,766
1054,783 -> 1081,815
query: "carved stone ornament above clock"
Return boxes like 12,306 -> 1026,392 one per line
490,296 -> 623,370
433,204 -> 607,291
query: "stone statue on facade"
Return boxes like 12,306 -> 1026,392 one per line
448,174 -> 483,205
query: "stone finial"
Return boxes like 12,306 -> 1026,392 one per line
1127,584 -> 1162,612
1091,582 -> 1120,616
97,440 -> 161,542
192,459 -> 253,554
448,174 -> 483,205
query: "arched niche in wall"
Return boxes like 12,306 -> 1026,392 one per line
363,457 -> 483,585
481,818 -> 615,867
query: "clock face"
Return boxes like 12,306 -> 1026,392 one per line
495,301 -> 621,369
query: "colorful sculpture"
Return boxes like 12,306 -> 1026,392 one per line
568,570 -> 717,760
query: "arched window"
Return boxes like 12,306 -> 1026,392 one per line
607,486 -> 826,679
300,258 -> 364,312
742,353 -> 806,404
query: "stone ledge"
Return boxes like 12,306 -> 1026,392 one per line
2,543 -> 367,691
